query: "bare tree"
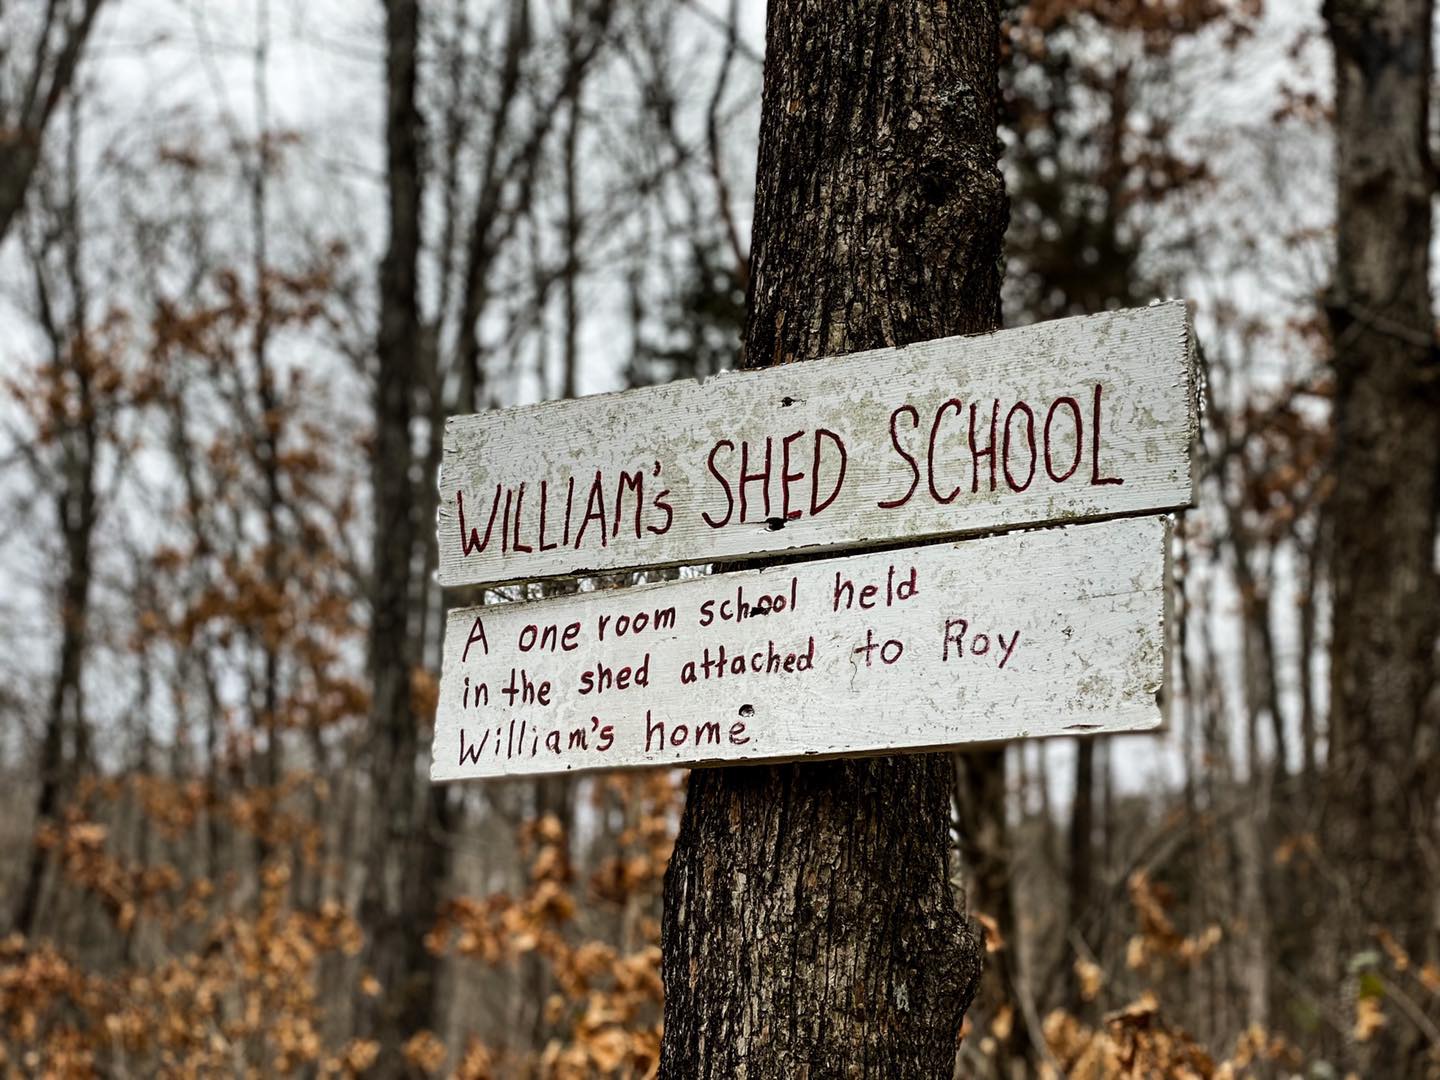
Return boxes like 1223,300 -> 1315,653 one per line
0,0 -> 105,245
1323,0 -> 1440,1072
9,103 -> 98,937
359,0 -> 449,1069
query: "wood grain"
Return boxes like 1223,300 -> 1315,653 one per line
437,302 -> 1194,588
431,514 -> 1169,780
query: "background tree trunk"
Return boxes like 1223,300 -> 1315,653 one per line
1322,0 -> 1440,1072
1064,739 -> 1094,1014
12,104 -> 97,939
659,1 -> 1006,1075
956,747 -> 1032,1072
361,0 -> 449,1069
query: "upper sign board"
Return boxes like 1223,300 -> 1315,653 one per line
437,303 -> 1195,588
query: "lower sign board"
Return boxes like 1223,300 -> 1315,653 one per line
431,514 -> 1168,781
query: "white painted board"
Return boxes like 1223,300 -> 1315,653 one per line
431,514 -> 1169,781
437,302 -> 1194,588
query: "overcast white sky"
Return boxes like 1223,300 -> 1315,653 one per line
0,0 -> 1341,801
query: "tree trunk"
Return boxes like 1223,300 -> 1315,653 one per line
1322,0 -> 1440,1072
13,415 -> 96,936
12,110 -> 99,939
559,5 -> 583,402
1065,738 -> 1094,1014
361,0 -> 447,1068
659,2 -> 1006,1075
957,747 -> 1031,1072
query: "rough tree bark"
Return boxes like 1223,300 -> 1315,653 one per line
1322,0 -> 1440,1073
659,2 -> 1006,1075
361,0 -> 448,1069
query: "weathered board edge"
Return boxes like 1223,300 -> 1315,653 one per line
1181,300 -> 1200,504
1158,304 -> 1199,735
433,500 -> 1192,592
1160,514 -> 1177,735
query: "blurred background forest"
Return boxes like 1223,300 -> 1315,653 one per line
0,0 -> 1436,1077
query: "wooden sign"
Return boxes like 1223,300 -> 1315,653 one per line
437,302 -> 1194,588
431,514 -> 1169,781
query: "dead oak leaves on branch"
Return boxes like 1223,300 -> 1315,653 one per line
428,774 -> 678,1078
